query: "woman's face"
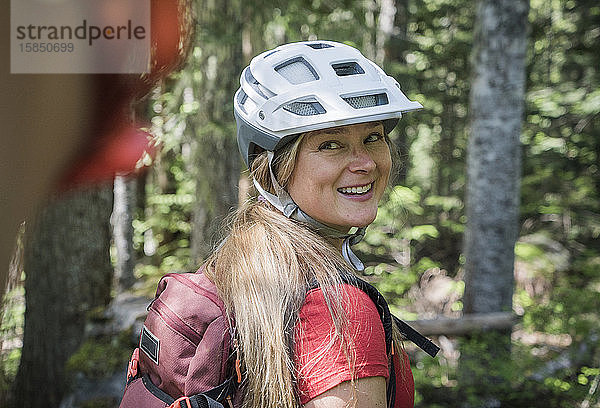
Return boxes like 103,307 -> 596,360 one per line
287,122 -> 392,232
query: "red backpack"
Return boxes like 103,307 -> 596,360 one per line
119,268 -> 438,408
119,268 -> 239,408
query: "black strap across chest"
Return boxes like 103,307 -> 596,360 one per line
338,274 -> 440,358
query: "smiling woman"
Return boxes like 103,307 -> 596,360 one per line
224,40 -> 422,408
122,40 -> 424,408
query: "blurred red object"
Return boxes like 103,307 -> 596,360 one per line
60,124 -> 156,189
58,0 -> 194,189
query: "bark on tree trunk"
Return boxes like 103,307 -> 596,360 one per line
376,0 -> 397,66
10,185 -> 113,408
460,0 -> 529,400
363,0 -> 378,62
112,175 -> 137,292
464,0 -> 528,317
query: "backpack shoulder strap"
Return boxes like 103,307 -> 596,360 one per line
340,274 -> 440,358
317,273 -> 439,408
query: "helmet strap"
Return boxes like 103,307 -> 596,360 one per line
252,151 -> 366,271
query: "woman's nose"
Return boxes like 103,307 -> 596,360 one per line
348,147 -> 376,173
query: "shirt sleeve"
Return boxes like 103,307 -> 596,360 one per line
294,283 -> 389,404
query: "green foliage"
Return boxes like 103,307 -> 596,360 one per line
131,89 -> 199,288
524,255 -> 600,338
521,0 -> 600,362
523,0 -> 600,247
65,331 -> 133,380
79,398 -> 119,408
414,336 -> 598,408
0,288 -> 24,397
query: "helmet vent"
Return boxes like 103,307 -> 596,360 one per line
306,43 -> 333,49
283,101 -> 326,116
275,57 -> 319,85
332,62 -> 365,76
237,90 -> 248,113
343,93 -> 389,109
245,69 -> 275,99
237,90 -> 248,105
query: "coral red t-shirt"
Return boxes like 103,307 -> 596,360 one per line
294,284 -> 414,407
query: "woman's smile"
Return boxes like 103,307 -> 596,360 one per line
338,182 -> 373,195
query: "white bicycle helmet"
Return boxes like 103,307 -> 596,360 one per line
234,40 -> 422,167
234,40 -> 422,270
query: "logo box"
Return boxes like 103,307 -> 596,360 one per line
11,0 -> 150,74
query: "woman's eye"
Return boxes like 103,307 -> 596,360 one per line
318,141 -> 341,150
365,132 -> 383,143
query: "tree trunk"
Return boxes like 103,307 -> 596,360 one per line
363,0 -> 378,62
112,175 -> 137,292
460,0 -> 529,401
189,0 -> 243,262
376,0 -> 397,66
464,0 -> 528,317
11,185 -> 113,408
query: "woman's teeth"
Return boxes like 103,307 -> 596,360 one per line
339,183 -> 372,195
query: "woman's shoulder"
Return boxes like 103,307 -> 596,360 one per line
295,283 -> 389,404
303,282 -> 380,318
298,282 -> 386,352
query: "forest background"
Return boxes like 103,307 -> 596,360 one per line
1,0 -> 599,407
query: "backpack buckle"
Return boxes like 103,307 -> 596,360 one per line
126,348 -> 140,382
170,396 -> 192,408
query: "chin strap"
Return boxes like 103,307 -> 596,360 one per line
341,228 -> 365,271
253,152 -> 366,271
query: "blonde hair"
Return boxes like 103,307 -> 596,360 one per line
206,132 -> 404,408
